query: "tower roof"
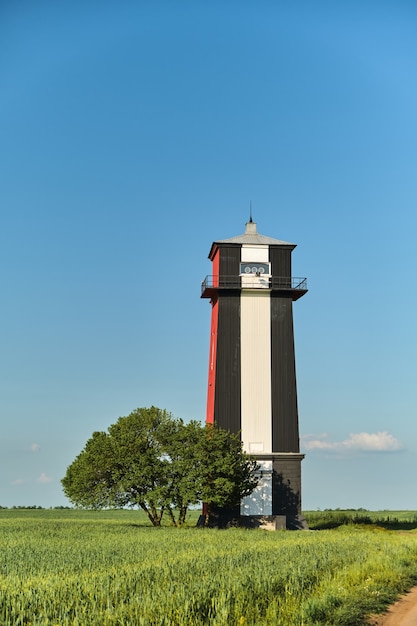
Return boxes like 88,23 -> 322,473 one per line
208,220 -> 295,260
213,220 -> 295,247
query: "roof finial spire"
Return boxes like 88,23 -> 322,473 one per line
245,203 -> 257,235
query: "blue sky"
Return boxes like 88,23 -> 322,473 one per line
1,0 -> 416,510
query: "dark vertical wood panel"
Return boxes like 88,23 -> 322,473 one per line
218,245 -> 240,279
270,295 -> 300,452
214,245 -> 242,433
214,294 -> 241,434
269,246 -> 292,286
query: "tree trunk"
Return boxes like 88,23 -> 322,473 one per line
204,502 -> 211,526
139,502 -> 162,527
150,503 -> 163,526
178,506 -> 188,526
167,506 -> 178,527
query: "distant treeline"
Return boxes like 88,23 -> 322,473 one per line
0,505 -> 72,510
304,509 -> 417,530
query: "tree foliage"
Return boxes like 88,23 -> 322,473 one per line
62,407 -> 258,526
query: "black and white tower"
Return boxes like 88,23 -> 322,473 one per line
201,219 -> 307,528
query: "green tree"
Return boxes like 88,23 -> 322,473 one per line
62,407 -> 258,527
163,420 -> 259,524
196,426 -> 259,521
61,431 -> 117,509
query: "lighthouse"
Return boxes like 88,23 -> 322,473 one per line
201,219 -> 307,529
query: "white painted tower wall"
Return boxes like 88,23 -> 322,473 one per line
240,244 -> 273,516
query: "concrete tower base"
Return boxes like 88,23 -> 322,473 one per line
198,453 -> 308,530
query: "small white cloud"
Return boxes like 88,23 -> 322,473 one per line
30,443 -> 41,452
37,472 -> 53,484
12,478 -> 25,485
302,431 -> 403,453
343,431 -> 403,452
301,433 -> 334,450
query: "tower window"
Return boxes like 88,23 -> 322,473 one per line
240,262 -> 271,276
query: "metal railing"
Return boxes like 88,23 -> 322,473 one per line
201,275 -> 307,295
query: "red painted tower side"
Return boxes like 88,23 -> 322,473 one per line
206,250 -> 220,425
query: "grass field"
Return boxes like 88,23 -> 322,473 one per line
1,509 -> 417,625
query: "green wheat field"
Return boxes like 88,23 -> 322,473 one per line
1,508 -> 417,625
